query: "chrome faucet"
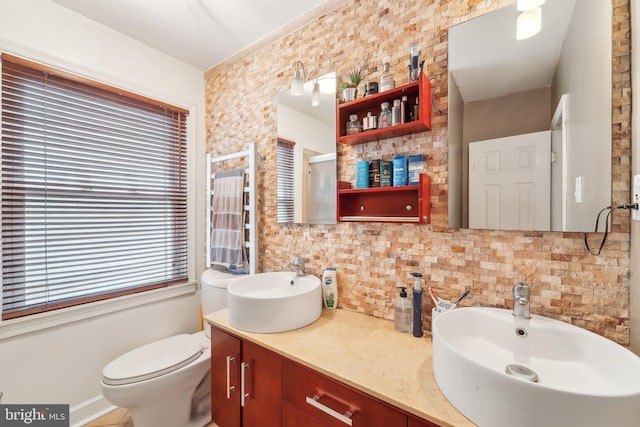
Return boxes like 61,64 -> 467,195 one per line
512,281 -> 531,319
286,256 -> 305,276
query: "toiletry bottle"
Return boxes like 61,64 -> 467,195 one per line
322,267 -> 338,309
401,96 -> 407,124
380,61 -> 395,92
369,159 -> 381,188
379,102 -> 392,128
402,95 -> 413,123
409,42 -> 421,82
408,154 -> 425,186
391,99 -> 402,126
356,161 -> 370,189
394,286 -> 412,333
393,155 -> 407,187
363,112 -> 377,131
413,97 -> 419,121
380,160 -> 392,187
411,272 -> 423,337
346,114 -> 361,135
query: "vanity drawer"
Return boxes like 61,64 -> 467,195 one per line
282,359 -> 407,427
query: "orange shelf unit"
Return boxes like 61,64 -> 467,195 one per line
337,174 -> 431,224
336,73 -> 432,145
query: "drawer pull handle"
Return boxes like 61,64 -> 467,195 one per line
226,356 -> 235,399
241,361 -> 250,407
305,394 -> 354,426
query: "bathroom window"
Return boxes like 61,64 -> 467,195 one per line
0,54 -> 188,320
276,139 -> 294,223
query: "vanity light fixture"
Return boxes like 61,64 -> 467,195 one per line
516,7 -> 542,40
290,60 -> 306,96
517,0 -> 544,11
311,80 -> 320,106
318,75 -> 336,94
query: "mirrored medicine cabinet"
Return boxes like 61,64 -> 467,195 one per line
276,72 -> 337,225
447,0 -> 612,232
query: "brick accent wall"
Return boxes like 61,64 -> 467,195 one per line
205,0 -> 631,345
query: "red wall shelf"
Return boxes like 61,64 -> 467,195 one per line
337,174 -> 431,223
336,73 -> 432,145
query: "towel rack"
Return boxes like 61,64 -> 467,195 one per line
206,142 -> 256,274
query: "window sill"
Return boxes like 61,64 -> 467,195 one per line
0,282 -> 197,341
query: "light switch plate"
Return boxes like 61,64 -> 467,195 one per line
633,174 -> 640,221
574,176 -> 583,204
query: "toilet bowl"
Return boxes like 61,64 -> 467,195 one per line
100,269 -> 241,427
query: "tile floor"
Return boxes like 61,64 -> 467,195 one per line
83,407 -> 217,427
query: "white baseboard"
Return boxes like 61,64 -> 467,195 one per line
70,395 -> 116,427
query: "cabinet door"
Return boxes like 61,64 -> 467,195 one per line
211,328 -> 241,427
283,400 -> 328,427
241,340 -> 282,427
409,415 -> 441,427
282,360 -> 407,427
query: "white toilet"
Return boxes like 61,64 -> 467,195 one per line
100,269 -> 239,427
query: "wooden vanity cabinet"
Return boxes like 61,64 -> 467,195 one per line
211,328 -> 241,427
211,325 -> 441,427
282,400 -> 329,427
282,359 -> 407,427
211,327 -> 282,427
409,416 -> 441,427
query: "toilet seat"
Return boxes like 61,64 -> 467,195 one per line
102,334 -> 204,386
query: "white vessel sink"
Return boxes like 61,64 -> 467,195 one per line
227,271 -> 322,333
432,307 -> 640,427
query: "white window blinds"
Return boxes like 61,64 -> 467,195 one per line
1,54 -> 189,320
276,139 -> 295,223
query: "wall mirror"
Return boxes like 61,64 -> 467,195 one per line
277,71 -> 337,224
447,0 -> 612,232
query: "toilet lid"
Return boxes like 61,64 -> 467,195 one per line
102,334 -> 204,386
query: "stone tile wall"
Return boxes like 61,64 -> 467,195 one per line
205,0 -> 631,344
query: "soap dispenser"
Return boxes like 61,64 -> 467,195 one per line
394,287 -> 412,333
411,272 -> 423,337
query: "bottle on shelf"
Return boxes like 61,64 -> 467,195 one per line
402,95 -> 413,123
362,112 -> 377,131
346,114 -> 361,135
393,155 -> 407,186
380,61 -> 395,92
392,99 -> 402,126
379,102 -> 392,128
409,42 -> 421,82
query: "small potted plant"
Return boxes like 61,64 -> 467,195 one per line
341,67 -> 365,102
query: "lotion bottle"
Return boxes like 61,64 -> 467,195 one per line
322,267 -> 338,309
394,286 -> 412,333
411,272 -> 423,337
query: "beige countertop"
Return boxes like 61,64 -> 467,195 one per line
204,308 -> 475,427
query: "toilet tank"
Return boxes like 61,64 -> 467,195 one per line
200,269 -> 243,336
200,269 -> 240,313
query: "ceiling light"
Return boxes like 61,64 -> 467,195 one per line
290,61 -> 306,96
517,8 -> 542,40
517,0 -> 545,11
311,81 -> 320,106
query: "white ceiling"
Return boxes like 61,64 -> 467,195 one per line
49,0 -> 576,100
449,0 -> 576,102
49,0 -> 341,71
